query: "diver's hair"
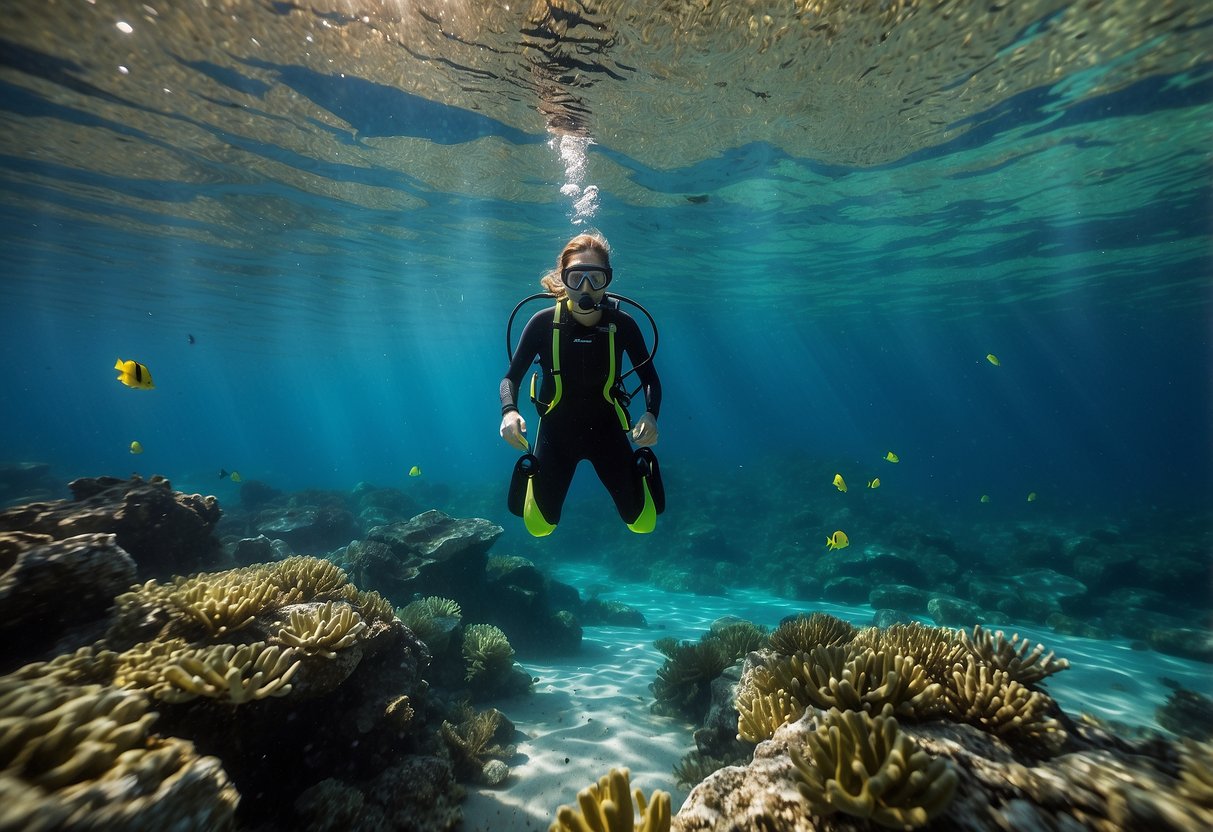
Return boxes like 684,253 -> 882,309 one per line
540,231 -> 612,298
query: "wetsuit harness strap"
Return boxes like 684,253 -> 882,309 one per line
548,301 -> 564,414
602,322 -> 631,431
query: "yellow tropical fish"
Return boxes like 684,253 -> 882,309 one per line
229,471 -> 242,483
832,473 -> 847,492
129,441 -> 143,454
986,354 -> 1000,366
1027,492 -> 1037,502
868,478 -> 880,489
114,358 -> 154,389
826,530 -> 849,551
980,494 -> 990,503
884,451 -> 899,463
409,466 -> 422,477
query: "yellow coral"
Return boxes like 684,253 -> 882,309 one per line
0,678 -> 156,791
270,556 -> 351,602
961,625 -> 1070,686
945,657 -> 1063,754
736,684 -> 805,744
355,588 -> 397,624
168,568 -> 280,636
853,623 -> 967,684
160,642 -> 301,704
790,705 -> 958,829
770,612 -> 857,656
551,767 -> 671,832
277,601 -> 367,659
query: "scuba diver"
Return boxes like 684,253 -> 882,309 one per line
499,232 -> 664,537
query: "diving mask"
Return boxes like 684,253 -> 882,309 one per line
561,264 -> 612,292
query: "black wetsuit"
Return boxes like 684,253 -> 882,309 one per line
500,299 -> 661,526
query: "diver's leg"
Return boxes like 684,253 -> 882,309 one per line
588,423 -> 649,526
530,418 -> 577,527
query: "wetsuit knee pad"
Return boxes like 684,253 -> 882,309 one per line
634,447 -> 664,515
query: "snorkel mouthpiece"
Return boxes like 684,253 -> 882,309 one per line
576,294 -> 597,311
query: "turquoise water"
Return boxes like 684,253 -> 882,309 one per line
0,7 -> 1209,574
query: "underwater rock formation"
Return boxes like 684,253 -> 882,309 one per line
346,510 -> 501,609
0,531 -> 137,670
253,498 -> 357,554
0,474 -> 224,579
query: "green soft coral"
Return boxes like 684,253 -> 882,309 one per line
463,624 -> 515,683
790,705 -> 958,829
550,767 -> 671,832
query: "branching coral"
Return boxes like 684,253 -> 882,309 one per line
944,657 -> 1064,755
735,645 -> 943,744
1178,738 -> 1213,808
853,623 -> 967,684
354,588 -> 397,625
463,624 -> 515,683
709,620 -> 770,661
8,645 -> 120,687
960,625 -> 1070,687
789,705 -> 958,829
0,676 -> 239,830
440,704 -> 515,783
398,596 -> 463,652
770,613 -> 858,656
277,601 -> 367,659
160,642 -> 301,704
0,678 -> 157,791
550,767 -> 671,832
270,555 -> 350,603
167,568 -> 281,636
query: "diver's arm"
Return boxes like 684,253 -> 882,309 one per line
499,311 -> 546,450
622,314 -> 661,446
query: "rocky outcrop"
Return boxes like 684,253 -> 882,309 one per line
0,474 -> 223,579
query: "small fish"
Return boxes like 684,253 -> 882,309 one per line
129,441 -> 143,454
832,473 -> 847,492
980,494 -> 991,503
229,471 -> 242,483
219,469 -> 228,479
884,451 -> 899,463
409,466 -> 422,477
1027,492 -> 1037,502
114,358 -> 154,389
188,334 -> 195,345
868,478 -> 880,489
826,530 -> 850,551
986,354 -> 1000,366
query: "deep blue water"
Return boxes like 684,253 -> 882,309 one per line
0,4 -> 1210,546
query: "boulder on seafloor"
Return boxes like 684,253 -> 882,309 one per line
346,510 -> 502,611
227,534 -> 290,566
0,531 -> 137,669
0,474 -> 223,579
927,594 -> 985,627
254,499 -> 357,554
483,556 -> 584,656
821,576 -> 869,604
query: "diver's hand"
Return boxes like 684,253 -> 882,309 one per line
631,412 -> 659,447
500,411 -> 529,451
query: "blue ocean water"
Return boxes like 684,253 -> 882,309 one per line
1,3 -> 1210,649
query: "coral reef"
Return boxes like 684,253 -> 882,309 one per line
960,624 -> 1071,686
439,703 -> 516,786
159,642 -> 301,704
462,623 -> 515,684
552,767 -> 671,832
277,601 -> 368,659
789,705 -> 959,829
770,612 -> 857,655
944,657 -> 1064,754
398,595 -> 463,653
0,677 -> 238,831
653,619 -> 770,723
